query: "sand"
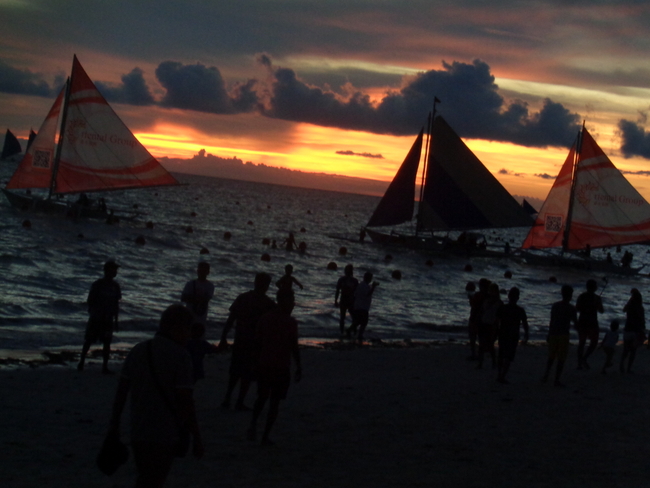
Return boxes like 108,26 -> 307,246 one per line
1,341 -> 649,488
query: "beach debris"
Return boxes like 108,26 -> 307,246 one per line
224,231 -> 232,240
504,270 -> 513,279
327,262 -> 338,270
22,219 -> 31,228
339,246 -> 348,256
135,235 -> 146,245
261,253 -> 271,262
145,221 -> 154,229
464,264 -> 473,272
392,270 -> 402,280
200,247 -> 210,255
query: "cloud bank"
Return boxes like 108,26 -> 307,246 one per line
0,56 -> 582,148
618,119 -> 650,159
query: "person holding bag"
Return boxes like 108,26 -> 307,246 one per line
107,304 -> 204,487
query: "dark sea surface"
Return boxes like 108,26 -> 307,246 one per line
1,165 -> 649,359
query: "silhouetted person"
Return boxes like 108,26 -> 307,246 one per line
606,252 -> 613,264
621,288 -> 645,373
600,319 -> 619,375
181,261 -> 214,325
349,271 -> 379,344
282,232 -> 298,251
78,259 -> 122,374
468,278 -> 490,361
496,287 -> 529,384
276,264 -> 303,302
543,285 -> 577,386
335,264 -> 358,336
477,283 -> 502,369
247,293 -> 301,446
187,323 -> 218,383
108,304 -> 203,488
576,279 -> 604,369
621,250 -> 633,268
219,273 -> 276,410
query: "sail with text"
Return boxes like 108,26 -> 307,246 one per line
6,55 -> 179,194
522,126 -> 650,250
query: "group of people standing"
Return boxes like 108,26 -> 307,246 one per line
467,276 -> 647,387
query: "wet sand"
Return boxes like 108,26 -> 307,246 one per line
1,341 -> 649,487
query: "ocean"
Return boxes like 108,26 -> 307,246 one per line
1,166 -> 648,360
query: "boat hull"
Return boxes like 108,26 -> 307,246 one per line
2,189 -> 109,219
364,228 -> 509,258
519,250 -> 643,276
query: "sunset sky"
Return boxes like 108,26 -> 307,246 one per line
2,0 -> 650,200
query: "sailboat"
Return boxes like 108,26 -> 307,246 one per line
520,124 -> 650,274
1,129 -> 23,161
2,55 -> 179,218
364,112 -> 532,255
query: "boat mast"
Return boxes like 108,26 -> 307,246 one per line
49,68 -> 73,199
561,121 -> 585,254
416,97 -> 439,235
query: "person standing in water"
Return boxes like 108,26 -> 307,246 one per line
181,261 -> 215,326
575,279 -> 604,370
276,264 -> 303,302
349,271 -> 379,344
78,259 -> 122,374
335,264 -> 358,336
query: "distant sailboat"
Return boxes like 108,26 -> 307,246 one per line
1,129 -> 22,161
365,112 -> 532,255
521,124 -> 649,274
522,198 -> 538,216
2,55 -> 179,218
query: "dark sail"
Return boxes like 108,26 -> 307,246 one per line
1,129 -> 22,160
419,116 -> 532,230
522,198 -> 538,215
366,129 -> 423,227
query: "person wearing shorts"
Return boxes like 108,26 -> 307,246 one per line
575,279 -> 604,369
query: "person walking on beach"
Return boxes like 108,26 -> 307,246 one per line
181,261 -> 215,326
495,287 -> 529,383
349,271 -> 379,344
107,304 -> 204,487
576,279 -> 604,370
542,285 -> 577,386
620,288 -> 645,373
276,264 -> 303,302
476,282 -> 502,369
248,292 -> 302,446
78,259 -> 122,374
335,264 -> 358,336
219,273 -> 276,410
600,319 -> 619,375
468,278 -> 490,361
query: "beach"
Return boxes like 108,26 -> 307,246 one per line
1,341 -> 649,488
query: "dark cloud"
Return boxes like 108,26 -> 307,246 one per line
618,119 -> 650,159
95,68 -> 155,106
0,60 -> 53,96
336,150 -> 384,159
534,173 -> 555,180
155,61 -> 258,114
263,59 -> 580,148
621,170 -> 650,177
498,168 -> 523,177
